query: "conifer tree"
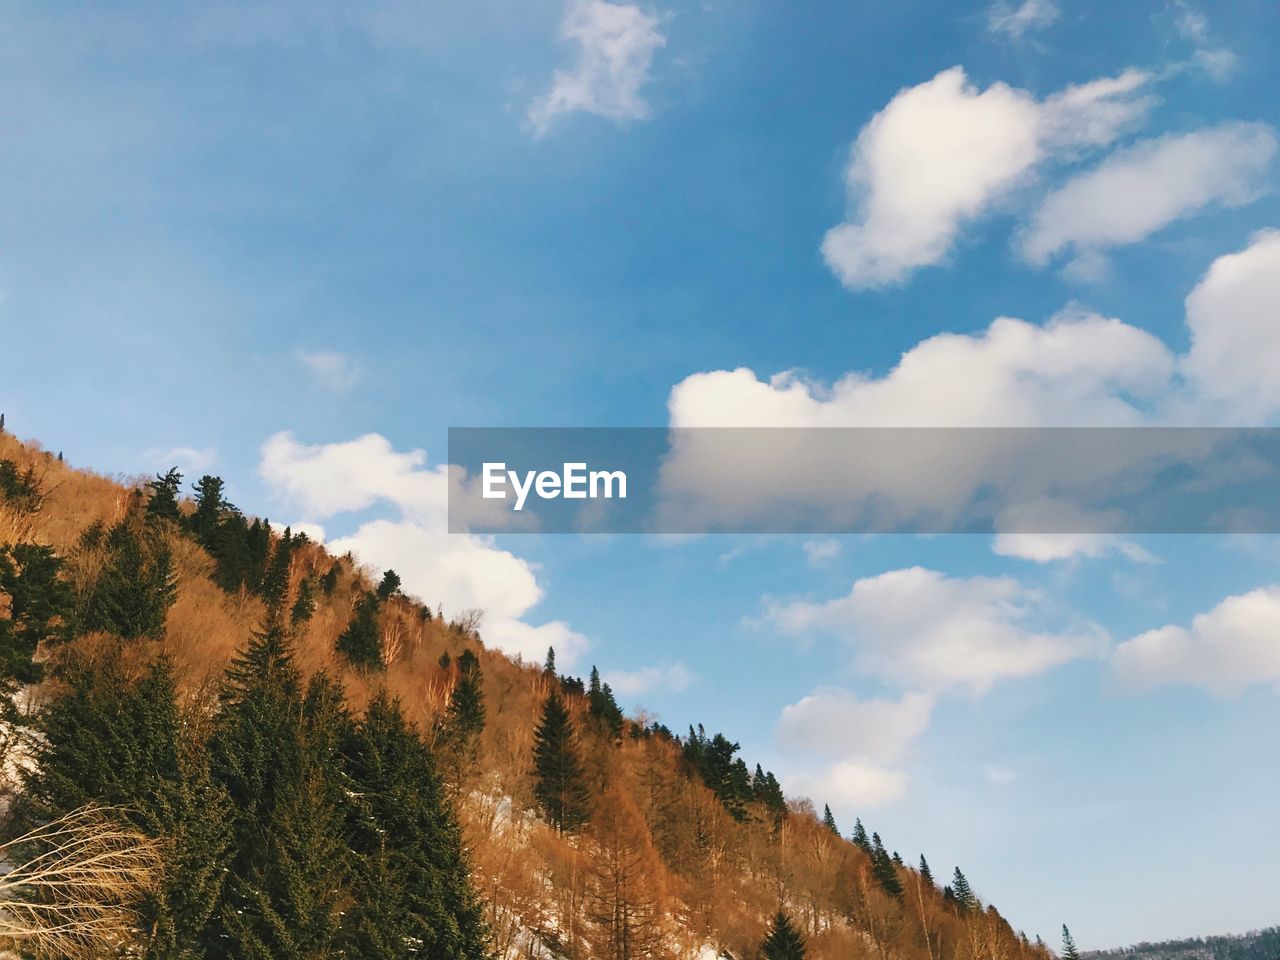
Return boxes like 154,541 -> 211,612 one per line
1061,925 -> 1081,960
320,564 -> 339,596
337,591 -> 382,669
543,646 -> 556,676
79,521 -> 176,640
0,543 -> 71,693
146,468 -> 183,522
532,691 -> 590,833
871,832 -> 903,898
259,527 -> 293,611
586,665 -> 624,739
23,646 -> 232,959
190,475 -> 227,550
290,577 -> 315,626
822,804 -> 839,836
341,692 -> 489,959
918,855 -> 934,888
209,623 -> 351,960
851,818 -> 872,854
951,867 -> 978,914
762,911 -> 807,960
376,568 -> 401,600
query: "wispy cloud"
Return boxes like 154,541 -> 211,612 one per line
603,661 -> 694,697
527,0 -> 666,137
142,445 -> 217,475
986,0 -> 1058,40
297,349 -> 363,393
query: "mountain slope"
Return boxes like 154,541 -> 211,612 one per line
0,426 -> 1054,960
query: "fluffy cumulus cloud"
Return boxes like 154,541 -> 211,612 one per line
1020,124 -> 1278,273
820,66 -> 1153,288
1113,586 -> 1280,694
787,760 -> 908,810
527,0 -> 665,136
258,432 -> 589,667
765,567 -> 1106,694
602,661 -> 694,698
297,349 -> 363,393
665,232 -> 1280,560
986,0 -> 1058,39
1179,230 -> 1280,422
777,688 -> 932,762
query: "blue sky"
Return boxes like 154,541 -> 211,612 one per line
3,0 -> 1280,948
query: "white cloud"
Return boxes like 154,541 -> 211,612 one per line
787,760 -> 907,810
765,567 -> 1106,694
1180,230 -> 1280,422
820,66 -> 1153,289
297,349 -> 363,393
1113,585 -> 1280,694
1170,1 -> 1238,82
777,688 -> 932,762
986,0 -> 1058,40
803,538 -> 843,567
1020,124 -> 1277,270
603,661 -> 694,698
527,0 -> 665,137
143,445 -> 218,475
993,532 -> 1157,565
258,431 -> 590,667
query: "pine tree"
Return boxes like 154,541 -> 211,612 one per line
586,665 -> 624,739
851,818 -> 871,854
918,854 -> 934,888
146,468 -> 183,522
762,911 -> 807,960
320,564 -> 339,596
290,577 -> 315,626
79,521 -> 177,639
337,591 -> 382,669
190,475 -> 227,550
871,832 -> 903,898
1061,925 -> 1081,960
259,527 -> 294,611
822,804 -> 839,836
0,543 -> 71,692
209,624 -> 351,960
951,867 -> 978,914
532,692 -> 590,833
543,646 -> 556,675
23,646 -> 232,959
341,693 -> 489,959
376,568 -> 401,600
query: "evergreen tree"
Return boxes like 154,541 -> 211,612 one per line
209,624 -> 351,960
79,521 -> 177,639
918,855 -> 935,888
762,911 -> 807,960
586,665 -> 624,739
822,804 -> 839,836
543,646 -> 556,676
751,764 -> 787,823
290,577 -> 316,627
1061,925 -> 1081,960
892,851 -> 903,867
340,693 -> 489,959
871,832 -> 903,898
851,818 -> 871,854
376,568 -> 401,600
0,543 -> 71,692
260,527 -> 294,611
531,691 -> 590,833
23,646 -> 232,959
683,726 -> 753,821
337,591 -> 382,669
951,867 -> 978,914
146,468 -> 183,522
190,475 -> 227,550
320,564 -> 339,596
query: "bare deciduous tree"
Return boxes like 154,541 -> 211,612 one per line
0,805 -> 163,960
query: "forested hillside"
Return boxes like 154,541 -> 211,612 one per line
0,424 -> 1057,959
1084,929 -> 1280,960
